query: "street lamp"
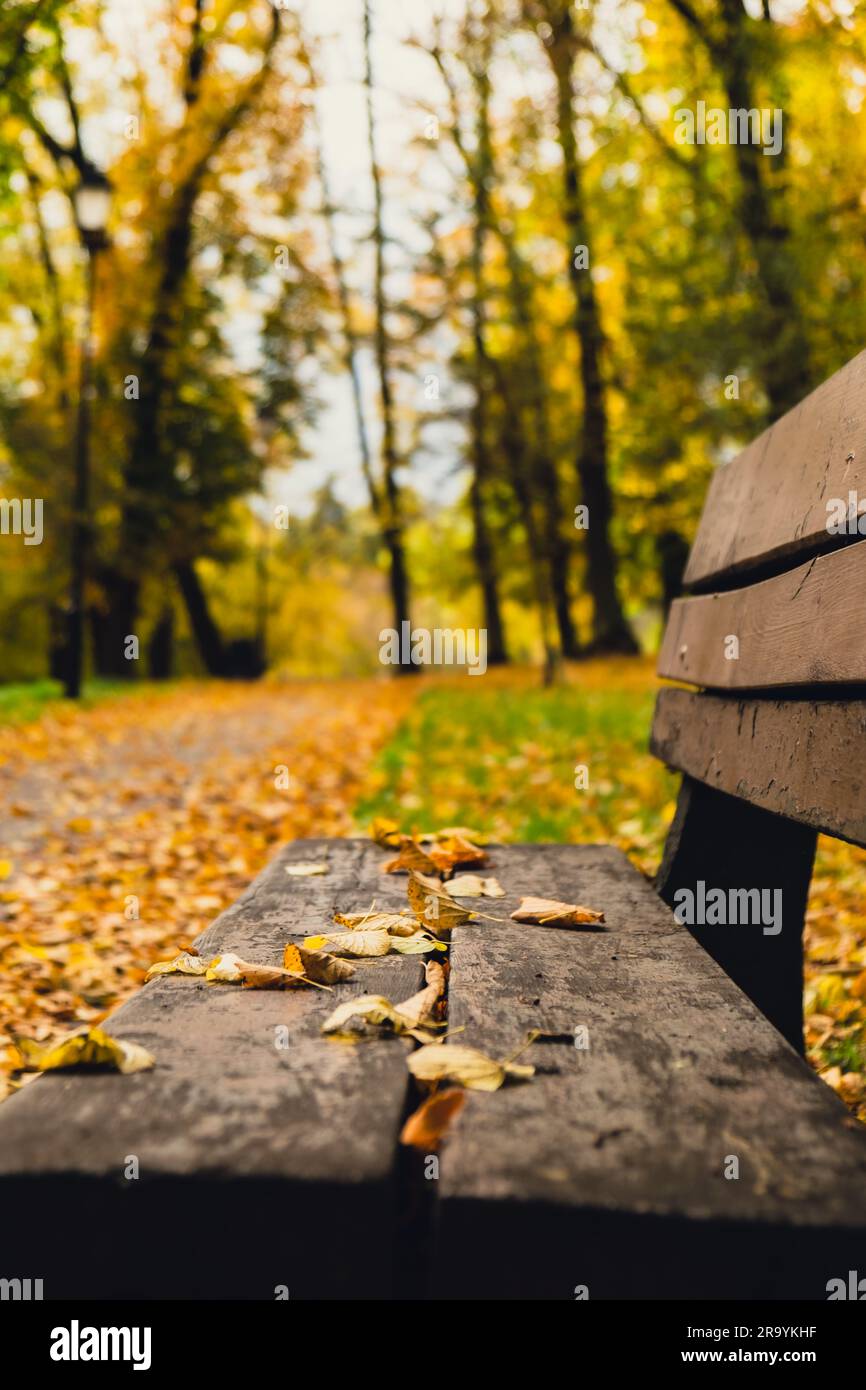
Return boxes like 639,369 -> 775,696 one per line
65,169 -> 111,699
72,170 -> 111,250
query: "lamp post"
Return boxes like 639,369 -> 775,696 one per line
65,170 -> 111,699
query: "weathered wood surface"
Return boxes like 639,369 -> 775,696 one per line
0,839 -> 423,1299
4,838 -> 866,1300
651,688 -> 866,847
659,544 -> 866,690
434,844 -> 866,1300
684,350 -> 866,588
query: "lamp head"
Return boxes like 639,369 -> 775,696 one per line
73,171 -> 111,250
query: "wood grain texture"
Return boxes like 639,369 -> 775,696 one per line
434,844 -> 866,1300
651,688 -> 866,847
684,350 -> 866,587
660,544 -> 866,690
0,839 -> 424,1298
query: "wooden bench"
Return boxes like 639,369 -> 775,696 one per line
3,354 -> 866,1300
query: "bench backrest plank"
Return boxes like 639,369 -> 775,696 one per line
684,349 -> 866,589
658,544 -> 866,690
652,688 -> 866,849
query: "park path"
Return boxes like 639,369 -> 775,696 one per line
0,678 -> 416,1092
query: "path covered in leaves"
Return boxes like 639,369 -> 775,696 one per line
0,678 -> 415,1096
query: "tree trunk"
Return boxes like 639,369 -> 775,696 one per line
89,570 -> 140,678
173,561 -> 228,677
467,38 -> 508,665
545,4 -> 637,654
716,0 -> 811,418
148,606 -> 174,679
363,0 -> 417,674
498,221 -> 580,658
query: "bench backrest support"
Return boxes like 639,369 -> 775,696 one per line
652,351 -> 866,1050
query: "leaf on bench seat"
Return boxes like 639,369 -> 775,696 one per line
400,1087 -> 465,1150
145,951 -> 208,980
408,1042 -> 535,1093
397,959 -> 446,1027
284,862 -> 330,877
510,896 -> 605,930
407,873 -> 476,933
428,835 -> 489,874
14,1025 -> 154,1075
382,837 -> 440,876
321,992 -> 439,1043
205,952 -> 327,989
291,944 -> 355,984
445,874 -> 505,898
332,910 -> 418,936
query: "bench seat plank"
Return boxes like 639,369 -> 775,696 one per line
0,839 -> 424,1299
659,544 -> 866,690
652,688 -> 866,847
433,844 -> 866,1299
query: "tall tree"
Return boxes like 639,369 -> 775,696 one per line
529,0 -> 637,654
363,0 -> 416,672
667,0 -> 812,417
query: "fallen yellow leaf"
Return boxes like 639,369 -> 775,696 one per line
408,1043 -> 534,1092
445,874 -> 505,898
14,1025 -> 154,1075
510,896 -> 605,929
146,951 -> 208,980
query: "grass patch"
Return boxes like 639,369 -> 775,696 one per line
354,659 -> 678,873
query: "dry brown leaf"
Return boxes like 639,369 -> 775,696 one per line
333,910 -> 418,937
445,874 -> 505,898
395,958 -> 446,1027
510,896 -> 605,929
382,837 -> 439,876
408,873 -> 476,933
239,963 -> 311,990
400,1088 -> 465,1150
291,943 -> 355,983
428,834 -> 488,874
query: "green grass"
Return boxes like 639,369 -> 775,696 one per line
354,661 -> 678,866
